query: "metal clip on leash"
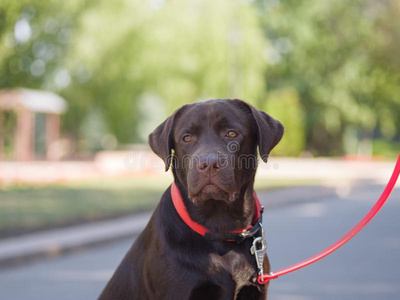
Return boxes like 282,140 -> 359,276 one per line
250,224 -> 267,280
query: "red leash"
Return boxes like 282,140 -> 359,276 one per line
258,153 -> 400,284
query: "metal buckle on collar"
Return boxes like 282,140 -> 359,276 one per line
205,207 -> 264,243
235,222 -> 261,243
250,224 -> 267,280
237,231 -> 250,242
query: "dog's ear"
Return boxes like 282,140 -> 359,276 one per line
233,99 -> 284,162
148,106 -> 186,171
250,106 -> 284,162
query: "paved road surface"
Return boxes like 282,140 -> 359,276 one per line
0,183 -> 399,300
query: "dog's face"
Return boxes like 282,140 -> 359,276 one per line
149,99 -> 284,205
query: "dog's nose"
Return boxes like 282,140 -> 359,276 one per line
198,155 -> 220,172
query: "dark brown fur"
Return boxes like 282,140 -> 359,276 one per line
99,99 -> 284,300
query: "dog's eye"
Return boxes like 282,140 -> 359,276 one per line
182,134 -> 192,143
226,130 -> 239,138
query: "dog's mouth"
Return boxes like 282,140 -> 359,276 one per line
190,183 -> 239,205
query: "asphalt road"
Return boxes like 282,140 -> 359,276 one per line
0,183 -> 399,300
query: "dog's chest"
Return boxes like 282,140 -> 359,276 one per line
208,249 -> 258,288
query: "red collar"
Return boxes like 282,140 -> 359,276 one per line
171,182 -> 263,242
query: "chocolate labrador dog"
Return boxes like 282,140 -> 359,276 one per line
99,99 -> 284,300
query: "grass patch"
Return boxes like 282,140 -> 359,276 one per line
0,175 -> 318,237
0,176 -> 172,237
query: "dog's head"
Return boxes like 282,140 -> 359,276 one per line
149,99 -> 284,205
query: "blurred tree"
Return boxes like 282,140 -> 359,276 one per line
64,0 -> 268,143
2,0 -> 399,156
1,0 -> 268,147
0,1 -> 91,89
0,0 -> 93,145
264,88 -> 305,156
258,0 -> 400,156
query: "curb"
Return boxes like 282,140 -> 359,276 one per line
0,212 -> 152,267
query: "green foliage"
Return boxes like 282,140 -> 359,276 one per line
64,0 -> 268,143
1,0 -> 399,156
261,0 -> 400,155
1,0 -> 267,144
264,88 -> 305,156
0,1 -> 85,89
372,139 -> 400,159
